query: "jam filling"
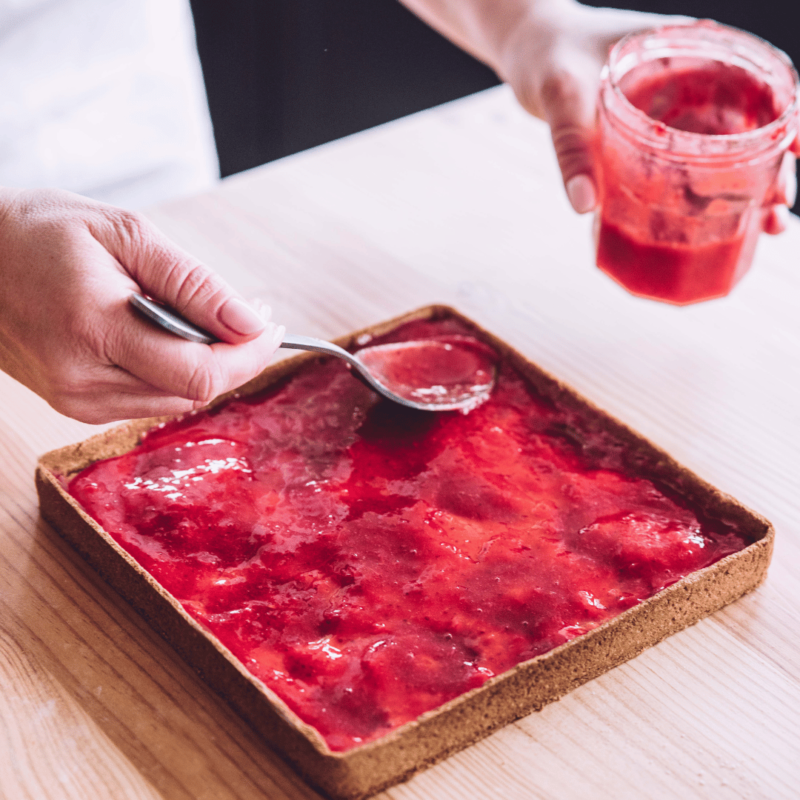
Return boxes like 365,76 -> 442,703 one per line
68,318 -> 750,751
595,218 -> 748,305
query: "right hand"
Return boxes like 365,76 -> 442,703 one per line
489,1 -> 686,213
0,187 -> 284,423
402,0 -> 798,230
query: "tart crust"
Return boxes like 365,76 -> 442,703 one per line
36,305 -> 774,800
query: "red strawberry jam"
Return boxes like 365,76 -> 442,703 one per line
68,318 -> 750,751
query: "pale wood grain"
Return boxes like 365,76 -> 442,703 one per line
2,86 -> 799,799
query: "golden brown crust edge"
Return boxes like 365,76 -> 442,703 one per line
36,304 -> 775,800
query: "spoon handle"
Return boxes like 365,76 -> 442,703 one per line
130,293 -> 218,344
281,334 -> 395,399
281,333 -> 355,362
130,295 -> 355,363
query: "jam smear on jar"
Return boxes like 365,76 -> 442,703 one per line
69,317 -> 751,751
622,63 -> 781,136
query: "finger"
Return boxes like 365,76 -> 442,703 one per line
72,364 -> 181,397
782,152 -> 797,207
41,356 -> 201,421
108,306 -> 284,403
89,208 -> 273,344
539,56 -> 599,214
763,205 -> 789,236
765,151 -> 797,207
760,152 -> 796,236
55,391 -> 198,425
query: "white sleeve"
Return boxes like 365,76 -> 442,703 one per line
0,0 -> 219,208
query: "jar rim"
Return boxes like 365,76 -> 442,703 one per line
602,20 -> 800,160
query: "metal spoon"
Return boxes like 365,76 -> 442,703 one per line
129,293 -> 495,412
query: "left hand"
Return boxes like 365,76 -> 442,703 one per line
493,1 -> 797,232
402,0 -> 797,232
492,2 -> 679,212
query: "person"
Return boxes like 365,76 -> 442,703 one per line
0,0 -> 795,424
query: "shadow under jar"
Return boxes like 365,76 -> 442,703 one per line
595,20 -> 799,305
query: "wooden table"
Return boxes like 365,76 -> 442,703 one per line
2,86 -> 799,800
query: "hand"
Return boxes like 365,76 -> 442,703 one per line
493,1 -> 796,233
492,2 -> 676,211
0,187 -> 284,423
401,0 -> 796,232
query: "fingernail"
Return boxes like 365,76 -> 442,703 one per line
272,324 -> 286,348
219,297 -> 265,336
566,174 -> 597,214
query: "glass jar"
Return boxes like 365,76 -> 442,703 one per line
595,21 -> 799,305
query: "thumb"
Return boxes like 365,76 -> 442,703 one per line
91,208 -> 269,344
539,61 -> 599,214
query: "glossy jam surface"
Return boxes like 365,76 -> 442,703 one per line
598,59 -> 784,305
68,319 -> 751,751
356,335 -> 496,410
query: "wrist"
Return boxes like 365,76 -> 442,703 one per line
473,0 -> 582,75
